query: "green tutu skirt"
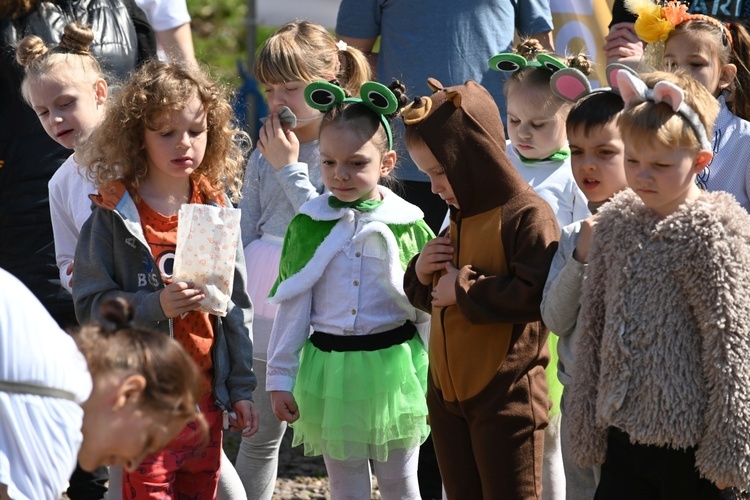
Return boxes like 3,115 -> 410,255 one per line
291,334 -> 429,462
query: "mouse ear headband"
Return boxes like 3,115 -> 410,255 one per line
304,81 -> 398,149
488,52 -> 567,74
550,63 -> 637,102
616,70 -> 711,150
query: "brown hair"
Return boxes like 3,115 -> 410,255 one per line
1,0 -> 40,18
619,70 -> 720,151
255,21 -> 372,98
81,60 -> 249,202
17,22 -> 104,104
667,19 -> 750,121
72,297 -> 207,438
319,80 -> 408,157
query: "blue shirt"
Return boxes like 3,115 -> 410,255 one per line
336,0 -> 554,181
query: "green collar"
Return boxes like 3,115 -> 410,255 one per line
516,147 -> 571,165
327,195 -> 384,212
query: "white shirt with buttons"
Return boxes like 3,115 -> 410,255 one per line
266,187 -> 429,392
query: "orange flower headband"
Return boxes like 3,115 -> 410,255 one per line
625,0 -> 732,46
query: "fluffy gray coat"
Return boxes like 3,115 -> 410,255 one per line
567,188 -> 750,489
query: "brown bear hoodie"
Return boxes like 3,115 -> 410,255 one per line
403,78 -> 560,407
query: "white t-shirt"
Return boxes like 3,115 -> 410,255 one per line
48,154 -> 97,292
0,268 -> 92,500
506,139 -> 590,229
134,0 -> 191,31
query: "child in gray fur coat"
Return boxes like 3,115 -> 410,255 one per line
567,69 -> 750,498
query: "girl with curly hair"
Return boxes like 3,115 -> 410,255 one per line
73,59 -> 258,499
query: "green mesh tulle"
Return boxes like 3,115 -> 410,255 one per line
291,335 -> 429,462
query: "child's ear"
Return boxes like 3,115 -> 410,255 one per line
112,374 -> 147,410
94,78 -> 108,105
718,63 -> 737,92
693,150 -> 713,171
380,150 -> 397,176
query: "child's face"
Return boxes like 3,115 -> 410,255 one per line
569,120 -> 627,203
409,142 -> 459,209
79,374 -> 188,472
263,80 -> 322,141
624,138 -> 711,218
664,31 -> 735,96
319,124 -> 395,203
143,95 -> 208,187
27,65 -> 107,151
506,85 -> 568,160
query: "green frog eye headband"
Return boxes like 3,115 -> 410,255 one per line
304,81 -> 398,150
488,52 -> 567,73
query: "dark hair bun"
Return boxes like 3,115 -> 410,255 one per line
98,297 -> 134,333
387,79 -> 409,118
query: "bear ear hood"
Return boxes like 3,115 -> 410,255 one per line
403,79 -> 531,218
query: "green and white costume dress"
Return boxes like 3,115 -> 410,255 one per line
266,186 -> 433,461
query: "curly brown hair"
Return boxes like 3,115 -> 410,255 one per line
81,59 -> 249,201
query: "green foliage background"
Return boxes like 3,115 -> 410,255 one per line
186,0 -> 276,87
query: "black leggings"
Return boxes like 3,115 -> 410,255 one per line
595,427 -> 723,500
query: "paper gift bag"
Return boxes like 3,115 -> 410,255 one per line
173,203 -> 241,316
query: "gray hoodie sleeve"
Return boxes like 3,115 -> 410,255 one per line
73,208 -> 167,328
214,200 -> 257,407
274,161 -> 321,212
541,221 -> 584,338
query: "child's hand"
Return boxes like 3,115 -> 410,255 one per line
573,215 -> 598,264
432,262 -> 458,307
270,390 -> 299,423
66,261 -> 75,288
604,22 -> 644,67
415,236 -> 454,285
159,281 -> 205,318
230,400 -> 259,438
257,112 -> 300,171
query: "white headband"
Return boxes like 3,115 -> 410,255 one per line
616,71 -> 712,151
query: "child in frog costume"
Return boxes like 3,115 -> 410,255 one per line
266,80 -> 433,499
403,78 -> 560,499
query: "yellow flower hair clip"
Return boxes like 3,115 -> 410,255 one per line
626,0 -> 731,45
625,0 -> 688,43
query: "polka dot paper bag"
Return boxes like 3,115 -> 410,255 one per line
173,203 -> 241,316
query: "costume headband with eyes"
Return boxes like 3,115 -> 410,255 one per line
487,52 -> 567,74
550,63 -> 637,102
616,70 -> 712,151
304,81 -> 398,150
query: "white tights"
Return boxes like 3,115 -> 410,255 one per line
323,446 -> 421,500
